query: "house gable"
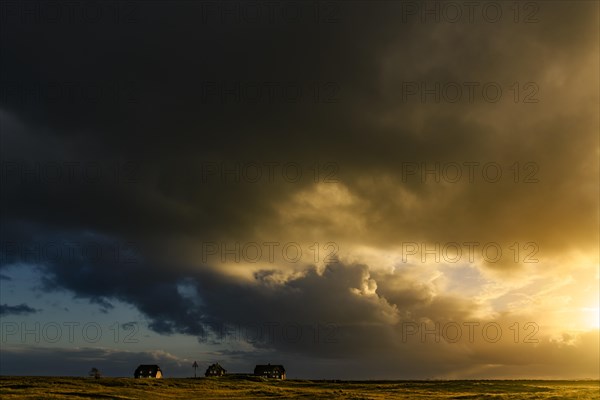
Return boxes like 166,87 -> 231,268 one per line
205,363 -> 227,377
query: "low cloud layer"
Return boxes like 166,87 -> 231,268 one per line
0,303 -> 39,316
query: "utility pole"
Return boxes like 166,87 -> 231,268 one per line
192,361 -> 198,378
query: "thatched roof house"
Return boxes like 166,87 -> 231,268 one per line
134,364 -> 163,378
254,363 -> 286,379
205,363 -> 226,377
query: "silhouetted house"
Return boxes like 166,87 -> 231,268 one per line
134,364 -> 163,378
254,364 -> 286,379
205,363 -> 226,377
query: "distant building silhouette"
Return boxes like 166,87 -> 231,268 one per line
205,363 -> 226,377
134,364 -> 163,378
254,363 -> 286,379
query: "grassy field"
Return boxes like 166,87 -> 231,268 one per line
1,376 -> 598,399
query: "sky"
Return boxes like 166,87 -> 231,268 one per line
0,0 -> 599,379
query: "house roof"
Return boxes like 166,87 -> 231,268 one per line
254,364 -> 285,374
136,364 -> 161,370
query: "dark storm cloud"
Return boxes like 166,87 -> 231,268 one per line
0,303 -> 39,316
1,1 -> 596,253
0,0 -> 598,378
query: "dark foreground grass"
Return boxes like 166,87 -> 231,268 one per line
1,376 -> 598,399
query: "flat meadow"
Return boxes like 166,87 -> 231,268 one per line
1,376 -> 599,399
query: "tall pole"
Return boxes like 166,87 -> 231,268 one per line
192,361 -> 198,378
